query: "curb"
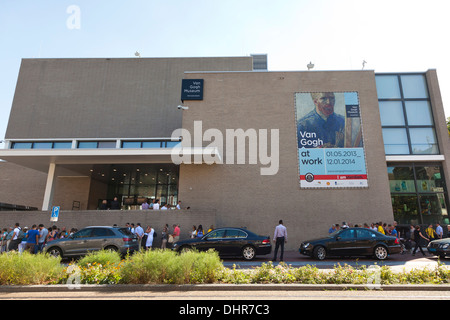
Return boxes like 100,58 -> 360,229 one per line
1,283 -> 450,292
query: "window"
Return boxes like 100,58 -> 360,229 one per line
225,229 -> 247,238
206,230 -> 226,239
78,141 -> 98,149
73,228 -> 93,238
142,141 -> 162,148
78,141 -> 115,149
33,142 -> 53,149
356,229 -> 375,239
376,73 -> 438,155
387,163 -> 448,225
122,141 -> 142,149
376,75 -> 401,99
12,142 -> 33,149
339,229 -> 355,240
11,141 -> 72,149
121,140 -> 181,149
92,228 -> 115,237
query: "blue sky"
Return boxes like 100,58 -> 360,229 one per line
1,0 -> 449,144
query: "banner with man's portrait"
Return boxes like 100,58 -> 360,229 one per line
295,92 -> 368,188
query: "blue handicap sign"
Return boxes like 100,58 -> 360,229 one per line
51,206 -> 60,221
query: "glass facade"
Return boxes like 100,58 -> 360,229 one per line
11,141 -> 72,149
376,73 -> 439,155
388,163 -> 449,225
100,163 -> 179,209
378,73 -> 449,225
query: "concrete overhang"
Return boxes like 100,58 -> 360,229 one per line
0,147 -> 222,173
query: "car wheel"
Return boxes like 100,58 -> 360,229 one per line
242,245 -> 256,260
179,245 -> 191,253
313,246 -> 327,260
374,245 -> 388,260
47,247 -> 63,258
104,245 -> 119,252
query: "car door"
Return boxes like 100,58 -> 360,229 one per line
196,229 -> 227,254
64,228 -> 94,255
221,229 -> 248,256
355,229 -> 377,255
88,228 -> 115,252
328,229 -> 357,256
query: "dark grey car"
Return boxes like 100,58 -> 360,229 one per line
44,226 -> 139,258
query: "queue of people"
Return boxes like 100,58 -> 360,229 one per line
189,225 -> 215,239
0,223 -> 78,254
100,197 -> 186,211
124,222 -> 181,250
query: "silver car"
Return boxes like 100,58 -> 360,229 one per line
44,226 -> 139,258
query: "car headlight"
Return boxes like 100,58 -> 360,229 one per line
442,244 -> 449,249
303,243 -> 310,248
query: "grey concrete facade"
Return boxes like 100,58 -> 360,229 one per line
6,57 -> 253,139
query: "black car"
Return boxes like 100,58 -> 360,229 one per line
299,227 -> 401,260
171,227 -> 272,260
427,238 -> 450,258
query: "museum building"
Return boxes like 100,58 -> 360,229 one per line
0,55 -> 448,248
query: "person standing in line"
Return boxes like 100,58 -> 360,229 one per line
172,224 -> 180,243
412,225 -> 429,256
8,223 -> 21,251
425,224 -> 437,241
161,226 -> 168,249
135,223 -> 144,250
25,225 -> 40,254
144,226 -> 154,250
153,199 -> 160,210
190,225 -> 197,238
196,225 -> 204,238
272,220 -> 287,262
435,222 -> 443,239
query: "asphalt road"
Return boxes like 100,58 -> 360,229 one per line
221,249 -> 449,271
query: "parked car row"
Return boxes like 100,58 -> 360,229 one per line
44,225 -> 448,261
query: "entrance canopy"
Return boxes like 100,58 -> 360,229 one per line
0,138 -> 221,210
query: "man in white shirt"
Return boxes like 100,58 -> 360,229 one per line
436,222 -> 443,239
134,223 -> 144,250
153,199 -> 160,210
272,220 -> 287,262
8,223 -> 21,251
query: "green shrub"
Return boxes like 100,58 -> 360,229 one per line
120,249 -> 224,284
0,252 -> 64,285
77,250 -> 122,268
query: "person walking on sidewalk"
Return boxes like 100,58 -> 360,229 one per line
412,225 -> 429,256
272,220 -> 287,262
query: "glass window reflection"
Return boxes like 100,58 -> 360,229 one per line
401,75 -> 429,99
376,75 -> 401,99
379,101 -> 405,126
